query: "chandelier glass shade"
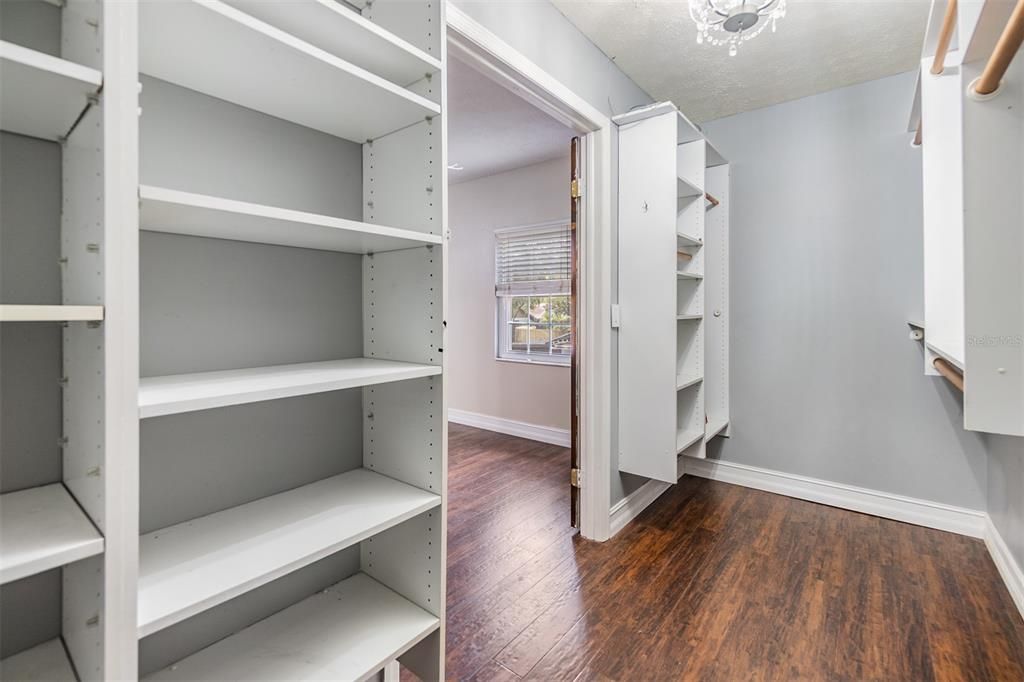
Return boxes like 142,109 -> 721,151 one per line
689,0 -> 787,56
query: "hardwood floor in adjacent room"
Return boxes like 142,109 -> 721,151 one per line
432,424 -> 1024,681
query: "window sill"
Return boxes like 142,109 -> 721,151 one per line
496,355 -> 570,368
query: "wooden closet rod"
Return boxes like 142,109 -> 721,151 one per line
933,358 -> 964,392
975,0 -> 1024,95
931,0 -> 958,75
705,192 -> 720,208
913,120 -> 923,146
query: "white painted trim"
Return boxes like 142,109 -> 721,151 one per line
446,4 -> 613,541
448,408 -> 569,448
985,516 -> 1024,621
681,458 -> 987,538
609,479 -> 671,537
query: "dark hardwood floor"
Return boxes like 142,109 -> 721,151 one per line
430,423 -> 1024,681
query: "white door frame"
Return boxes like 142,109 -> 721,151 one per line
446,4 -> 613,541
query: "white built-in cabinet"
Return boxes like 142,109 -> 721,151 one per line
1,0 -> 448,679
614,102 -> 730,485
912,0 -> 1023,437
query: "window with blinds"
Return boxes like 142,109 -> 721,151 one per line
494,223 -> 572,365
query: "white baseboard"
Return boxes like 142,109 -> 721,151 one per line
985,516 -> 1024,621
448,408 -> 570,447
610,479 -> 671,536
680,457 -> 988,538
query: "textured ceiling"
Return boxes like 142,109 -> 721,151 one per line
551,0 -> 930,122
448,57 -> 576,183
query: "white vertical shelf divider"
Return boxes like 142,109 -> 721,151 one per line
614,102 -> 730,485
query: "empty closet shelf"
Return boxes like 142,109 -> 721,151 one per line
677,231 -> 703,246
0,40 -> 102,142
0,484 -> 104,585
145,573 -> 438,681
676,375 -> 703,391
137,468 -> 441,637
677,271 -> 704,280
706,418 -> 729,441
138,0 -> 440,142
139,358 -> 441,418
677,427 -> 703,454
0,304 -> 104,322
0,638 -> 77,682
221,0 -> 440,87
139,186 -> 442,253
677,314 -> 703,321
677,176 -> 703,199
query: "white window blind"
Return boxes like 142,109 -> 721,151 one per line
495,223 -> 571,296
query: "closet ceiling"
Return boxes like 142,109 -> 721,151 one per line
551,0 -> 930,122
448,57 -> 575,183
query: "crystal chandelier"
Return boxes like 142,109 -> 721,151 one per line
689,0 -> 787,56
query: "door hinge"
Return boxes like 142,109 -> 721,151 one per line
570,468 -> 582,488
570,179 -> 581,199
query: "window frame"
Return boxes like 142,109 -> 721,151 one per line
494,221 -> 572,367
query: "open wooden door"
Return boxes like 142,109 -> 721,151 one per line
570,136 -> 581,529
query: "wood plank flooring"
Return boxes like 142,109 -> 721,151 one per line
429,424 -> 1024,681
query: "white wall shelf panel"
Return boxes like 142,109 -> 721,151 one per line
677,231 -> 702,247
677,271 -> 704,280
0,40 -> 101,142
138,0 -> 440,143
677,176 -> 703,199
139,358 -> 441,418
0,305 -> 104,322
138,469 -> 441,636
676,375 -> 703,391
705,419 -> 729,442
677,314 -> 703,321
221,0 -> 441,88
0,638 -> 77,682
140,186 -> 443,253
676,427 -> 704,454
144,573 -> 439,681
0,484 -> 104,584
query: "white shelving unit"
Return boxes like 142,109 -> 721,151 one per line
138,0 -> 439,141
144,573 -> 439,682
0,484 -> 104,584
615,102 -> 730,484
3,0 -> 447,679
0,304 -> 104,322
1,0 -> 137,678
139,358 -> 442,418
0,40 -> 102,142
138,469 -> 441,636
140,186 -> 442,254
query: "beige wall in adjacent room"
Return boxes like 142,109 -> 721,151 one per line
448,157 -> 571,431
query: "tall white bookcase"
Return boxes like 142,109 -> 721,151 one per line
1,0 -> 449,679
615,102 -> 730,485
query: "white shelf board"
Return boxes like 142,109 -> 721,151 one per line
677,427 -> 704,454
0,304 -> 104,322
139,358 -> 441,418
0,484 -> 104,585
222,0 -> 440,87
677,271 -> 704,280
0,41 -> 102,141
138,468 -> 441,636
140,186 -> 441,253
0,638 -> 76,682
138,0 -> 440,143
926,340 -> 965,371
676,375 -> 703,391
706,419 -> 729,441
677,175 -> 703,199
677,314 -> 703,321
677,231 -> 703,247
145,573 -> 438,681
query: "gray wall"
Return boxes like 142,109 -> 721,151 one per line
987,434 -> 1024,568
699,71 -> 988,509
